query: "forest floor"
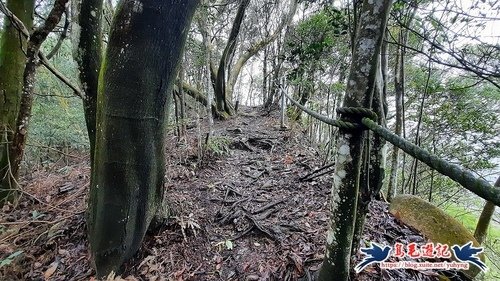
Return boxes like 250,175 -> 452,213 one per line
0,106 -> 469,281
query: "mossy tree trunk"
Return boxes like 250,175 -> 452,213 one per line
317,1 -> 392,280
0,0 -> 35,204
352,39 -> 389,257
9,0 -> 69,200
474,176 -> 500,244
88,0 -> 199,277
71,0 -> 104,159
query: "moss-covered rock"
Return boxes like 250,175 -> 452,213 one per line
389,195 -> 484,279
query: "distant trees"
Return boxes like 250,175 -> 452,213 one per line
196,0 -> 297,118
87,0 -> 199,276
384,0 -> 500,202
284,7 -> 348,120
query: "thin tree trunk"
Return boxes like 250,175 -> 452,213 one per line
317,1 -> 392,280
173,90 -> 180,137
387,2 -> 416,200
262,46 -> 268,103
0,0 -> 35,204
474,176 -> 500,244
88,0 -> 199,276
386,37 -> 403,200
179,62 -> 187,137
9,0 -> 69,194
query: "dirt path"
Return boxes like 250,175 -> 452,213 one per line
0,106 -> 465,280
151,106 -> 331,280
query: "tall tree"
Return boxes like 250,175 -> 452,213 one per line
317,0 -> 392,280
71,0 -> 104,159
213,0 -> 250,116
88,0 -> 199,276
0,0 -> 35,204
352,39 -> 389,256
386,3 -> 417,201
9,0 -> 69,199
200,0 -> 297,117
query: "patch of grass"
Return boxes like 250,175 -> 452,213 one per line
443,204 -> 500,239
443,203 -> 500,280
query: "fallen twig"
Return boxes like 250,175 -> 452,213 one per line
251,199 -> 284,215
299,162 -> 336,182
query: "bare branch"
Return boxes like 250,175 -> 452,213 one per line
0,0 -> 83,98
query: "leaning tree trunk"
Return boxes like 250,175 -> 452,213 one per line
71,0 -> 104,160
225,0 -> 298,103
213,0 -> 250,117
0,0 -> 35,204
88,0 -> 199,277
474,176 -> 500,244
317,1 -> 392,280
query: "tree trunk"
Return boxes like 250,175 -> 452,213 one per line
317,1 -> 392,280
262,46 -> 268,104
387,32 -> 405,202
179,63 -> 187,137
352,37 -> 389,256
71,0 -> 104,160
7,0 -> 67,201
225,0 -> 298,111
0,0 -> 35,204
265,36 -> 286,109
213,0 -> 250,116
88,0 -> 199,276
474,176 -> 500,244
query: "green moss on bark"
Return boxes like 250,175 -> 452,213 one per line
88,0 -> 199,277
0,0 -> 35,204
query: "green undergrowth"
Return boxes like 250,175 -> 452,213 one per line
443,203 -> 500,280
204,136 -> 231,157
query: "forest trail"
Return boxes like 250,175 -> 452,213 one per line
1,107 -> 462,281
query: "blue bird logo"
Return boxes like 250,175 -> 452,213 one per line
452,242 -> 487,271
355,242 -> 392,273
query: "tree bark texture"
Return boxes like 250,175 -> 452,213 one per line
352,46 -> 389,257
71,0 -> 104,160
0,0 -> 35,204
318,1 -> 392,280
88,0 -> 199,276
